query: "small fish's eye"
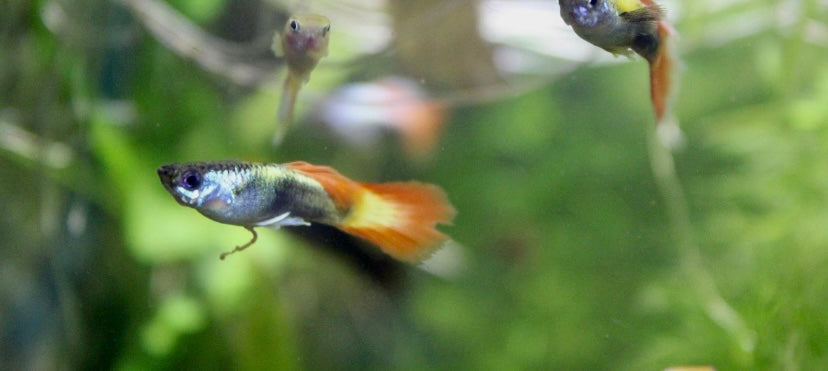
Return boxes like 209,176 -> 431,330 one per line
321,25 -> 330,37
289,20 -> 299,32
181,170 -> 202,190
589,0 -> 599,7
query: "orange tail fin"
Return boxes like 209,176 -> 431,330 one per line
648,20 -> 677,125
285,162 -> 456,263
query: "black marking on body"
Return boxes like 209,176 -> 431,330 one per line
632,31 -> 660,61
269,174 -> 341,225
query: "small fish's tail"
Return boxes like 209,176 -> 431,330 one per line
648,20 -> 679,127
285,161 -> 456,263
275,74 -> 302,144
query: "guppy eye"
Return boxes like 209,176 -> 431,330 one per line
589,0 -> 598,7
289,19 -> 299,32
181,170 -> 202,190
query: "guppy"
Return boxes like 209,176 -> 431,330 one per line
157,161 -> 455,263
271,13 -> 331,144
559,0 -> 677,126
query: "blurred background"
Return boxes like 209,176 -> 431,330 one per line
2,0 -> 828,369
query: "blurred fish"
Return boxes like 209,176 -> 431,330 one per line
559,0 -> 678,127
318,77 -> 446,160
271,14 -> 331,144
157,161 -> 455,263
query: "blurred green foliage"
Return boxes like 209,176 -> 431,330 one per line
2,0 -> 828,370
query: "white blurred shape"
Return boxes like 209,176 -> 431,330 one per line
318,77 -> 446,159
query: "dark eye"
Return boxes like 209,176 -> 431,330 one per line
321,25 -> 330,37
181,170 -> 202,190
289,20 -> 299,32
589,0 -> 599,6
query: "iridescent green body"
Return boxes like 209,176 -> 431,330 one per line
157,161 -> 342,228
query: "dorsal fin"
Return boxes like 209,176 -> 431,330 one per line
284,161 -> 360,209
619,6 -> 661,24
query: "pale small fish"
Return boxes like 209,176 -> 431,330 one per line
271,14 -> 331,143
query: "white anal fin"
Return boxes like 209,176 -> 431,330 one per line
255,211 -> 311,228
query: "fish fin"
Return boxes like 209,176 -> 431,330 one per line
271,31 -> 283,57
284,161 -> 360,209
279,216 -> 311,227
274,74 -> 302,144
338,182 -> 456,263
619,6 -> 660,24
615,0 -> 647,13
648,20 -> 679,126
255,211 -> 311,228
607,47 -> 636,58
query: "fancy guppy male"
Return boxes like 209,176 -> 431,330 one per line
158,161 -> 455,263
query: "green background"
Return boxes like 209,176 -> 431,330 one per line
2,0 -> 827,369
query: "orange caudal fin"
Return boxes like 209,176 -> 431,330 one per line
285,161 -> 456,263
339,182 -> 456,263
648,20 -> 678,126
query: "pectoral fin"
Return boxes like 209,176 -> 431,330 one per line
271,32 -> 284,57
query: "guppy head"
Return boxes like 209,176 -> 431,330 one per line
282,14 -> 331,60
559,0 -> 615,28
157,162 -> 252,224
158,163 -> 210,207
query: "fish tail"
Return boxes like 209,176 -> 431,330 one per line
285,162 -> 456,263
341,182 -> 456,262
275,74 -> 302,143
648,20 -> 678,126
